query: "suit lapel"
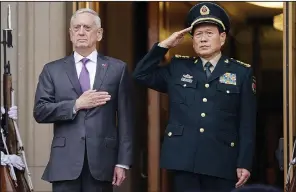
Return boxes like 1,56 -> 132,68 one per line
207,55 -> 231,83
63,54 -> 82,96
93,53 -> 110,90
86,53 -> 110,116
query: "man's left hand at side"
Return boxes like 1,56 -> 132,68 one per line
112,167 -> 126,186
235,168 -> 250,188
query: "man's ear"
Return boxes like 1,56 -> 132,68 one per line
220,32 -> 226,46
97,28 -> 103,42
69,28 -> 73,41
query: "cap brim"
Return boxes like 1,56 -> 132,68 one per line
191,17 -> 226,32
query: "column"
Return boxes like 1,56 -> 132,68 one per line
1,2 -> 67,191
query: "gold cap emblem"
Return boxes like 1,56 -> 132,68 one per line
200,5 -> 210,15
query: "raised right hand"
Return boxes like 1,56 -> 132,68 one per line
158,26 -> 192,49
75,89 -> 111,111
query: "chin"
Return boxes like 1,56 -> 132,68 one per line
76,44 -> 88,48
198,51 -> 213,58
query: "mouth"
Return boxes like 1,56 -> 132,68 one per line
200,45 -> 209,49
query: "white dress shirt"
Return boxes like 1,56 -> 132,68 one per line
73,50 -> 129,170
74,50 -> 97,89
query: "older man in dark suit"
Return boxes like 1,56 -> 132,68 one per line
33,8 -> 133,192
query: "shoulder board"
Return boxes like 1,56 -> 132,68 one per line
230,58 -> 251,68
174,54 -> 195,60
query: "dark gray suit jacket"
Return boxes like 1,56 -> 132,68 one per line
33,53 -> 133,182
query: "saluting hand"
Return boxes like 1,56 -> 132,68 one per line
158,26 -> 192,49
236,168 -> 250,188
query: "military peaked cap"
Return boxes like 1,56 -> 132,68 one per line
186,2 -> 231,34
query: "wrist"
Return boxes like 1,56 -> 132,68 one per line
158,42 -> 169,49
74,100 -> 81,111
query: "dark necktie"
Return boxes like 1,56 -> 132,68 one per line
204,62 -> 212,79
79,58 -> 90,92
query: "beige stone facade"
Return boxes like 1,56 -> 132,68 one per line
1,2 -> 66,191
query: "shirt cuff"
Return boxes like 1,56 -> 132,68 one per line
116,164 -> 129,170
73,106 -> 77,114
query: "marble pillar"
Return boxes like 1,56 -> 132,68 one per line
1,2 -> 67,191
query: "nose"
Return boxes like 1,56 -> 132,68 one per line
200,33 -> 208,42
78,26 -> 85,35
200,39 -> 207,44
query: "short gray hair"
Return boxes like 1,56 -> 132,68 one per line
70,8 -> 101,28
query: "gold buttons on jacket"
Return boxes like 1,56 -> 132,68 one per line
200,128 -> 204,133
205,84 -> 209,88
202,98 -> 207,102
201,113 -> 206,117
230,142 -> 235,147
168,132 -> 172,137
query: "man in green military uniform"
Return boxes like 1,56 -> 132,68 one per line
133,2 -> 257,192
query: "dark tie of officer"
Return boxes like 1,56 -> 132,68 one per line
204,61 -> 212,79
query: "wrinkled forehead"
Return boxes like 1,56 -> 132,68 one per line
193,23 -> 220,33
71,13 -> 96,27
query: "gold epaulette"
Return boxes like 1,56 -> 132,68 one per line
230,58 -> 251,68
174,54 -> 195,59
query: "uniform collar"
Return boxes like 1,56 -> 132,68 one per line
200,52 -> 222,68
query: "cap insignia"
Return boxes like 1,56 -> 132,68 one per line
200,5 -> 210,15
